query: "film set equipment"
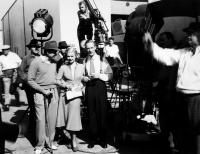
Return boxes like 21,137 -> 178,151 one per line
30,9 -> 54,51
124,3 -> 163,112
83,0 -> 133,110
30,9 -> 53,39
109,64 -> 136,109
83,0 -> 109,44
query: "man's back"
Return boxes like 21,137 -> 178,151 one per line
0,51 -> 21,70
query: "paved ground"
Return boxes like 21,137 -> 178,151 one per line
1,89 -> 163,154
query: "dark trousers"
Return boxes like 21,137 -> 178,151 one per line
78,28 -> 93,42
23,83 -> 36,129
175,92 -> 200,154
158,89 -> 177,153
0,109 -> 19,153
77,27 -> 93,58
85,79 -> 107,143
0,108 -> 5,154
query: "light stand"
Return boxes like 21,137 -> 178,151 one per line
30,9 -> 54,53
93,9 -> 109,44
29,9 -> 54,153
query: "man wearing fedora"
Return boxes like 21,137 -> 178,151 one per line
57,41 -> 69,71
58,41 -> 69,56
0,45 -> 21,111
143,22 -> 200,154
18,39 -> 41,133
28,40 -> 59,154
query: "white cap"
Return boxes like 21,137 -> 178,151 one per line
0,45 -> 10,51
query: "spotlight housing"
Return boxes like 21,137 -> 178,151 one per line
30,9 -> 53,37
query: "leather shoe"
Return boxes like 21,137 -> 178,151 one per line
72,146 -> 79,152
71,141 -> 79,152
100,142 -> 107,148
87,143 -> 94,148
34,149 -> 42,154
66,143 -> 72,149
51,144 -> 58,150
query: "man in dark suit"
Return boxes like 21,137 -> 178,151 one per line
82,40 -> 112,149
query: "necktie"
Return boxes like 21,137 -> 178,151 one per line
90,58 -> 95,75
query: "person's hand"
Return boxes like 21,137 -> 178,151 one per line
143,32 -> 153,43
76,53 -> 80,59
143,32 -> 153,42
82,76 -> 90,82
65,84 -> 72,90
143,32 -> 153,51
18,83 -> 23,88
43,89 -> 52,96
90,73 -> 100,79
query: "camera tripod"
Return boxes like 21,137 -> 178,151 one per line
109,64 -> 135,110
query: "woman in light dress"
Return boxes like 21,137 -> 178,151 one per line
56,47 -> 85,152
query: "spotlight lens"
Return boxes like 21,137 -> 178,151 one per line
32,19 -> 46,34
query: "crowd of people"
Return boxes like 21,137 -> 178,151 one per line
0,1 -> 125,153
0,37 -> 116,154
1,1 -> 200,154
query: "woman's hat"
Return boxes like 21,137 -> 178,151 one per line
43,41 -> 59,51
26,39 -> 40,48
183,22 -> 200,33
58,41 -> 69,49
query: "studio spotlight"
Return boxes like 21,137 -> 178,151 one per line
30,9 -> 53,39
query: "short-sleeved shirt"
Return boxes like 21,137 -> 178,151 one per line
0,51 -> 21,70
105,44 -> 119,58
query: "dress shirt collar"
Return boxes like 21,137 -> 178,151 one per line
89,53 -> 98,60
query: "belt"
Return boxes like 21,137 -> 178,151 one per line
86,78 -> 104,86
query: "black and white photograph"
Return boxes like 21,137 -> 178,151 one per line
0,0 -> 200,154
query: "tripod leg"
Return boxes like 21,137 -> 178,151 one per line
109,81 -> 117,108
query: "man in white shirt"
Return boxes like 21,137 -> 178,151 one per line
105,37 -> 123,66
143,22 -> 200,154
0,45 -> 21,111
82,40 -> 113,149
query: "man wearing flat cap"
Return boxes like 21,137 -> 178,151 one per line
0,45 -> 21,111
28,40 -> 59,154
18,39 -> 41,133
143,22 -> 200,154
